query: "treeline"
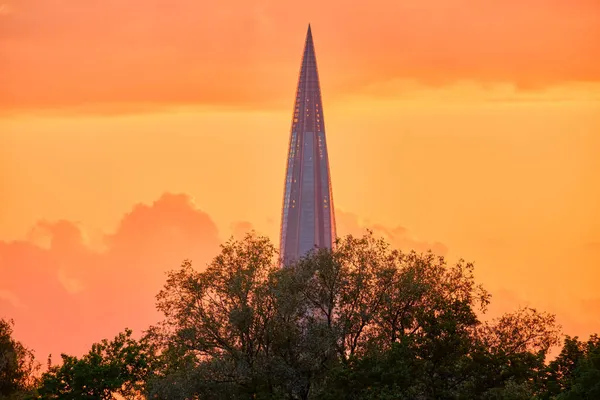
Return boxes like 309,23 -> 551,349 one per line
1,233 -> 599,399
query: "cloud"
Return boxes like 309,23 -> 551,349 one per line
335,209 -> 448,256
0,289 -> 25,309
0,193 -> 221,359
0,3 -> 10,15
0,193 -> 595,361
0,0 -> 598,113
57,267 -> 86,294
231,221 -> 255,240
0,197 -> 447,360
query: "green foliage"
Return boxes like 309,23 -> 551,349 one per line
562,334 -> 600,399
5,232 -> 599,399
34,329 -> 153,399
539,334 -> 600,400
145,232 -> 566,399
0,319 -> 39,399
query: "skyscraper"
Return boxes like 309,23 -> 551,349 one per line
279,25 -> 337,264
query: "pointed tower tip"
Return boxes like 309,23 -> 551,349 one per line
305,23 -> 313,44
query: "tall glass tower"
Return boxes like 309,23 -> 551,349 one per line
279,25 -> 337,264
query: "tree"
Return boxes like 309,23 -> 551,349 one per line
312,235 -> 495,399
149,232 -> 565,399
561,334 -> 600,399
0,318 -> 39,399
4,232 -> 588,399
148,233 -> 281,399
539,334 -> 600,400
287,234 -> 493,399
469,307 -> 561,398
538,336 -> 585,398
35,329 -> 154,399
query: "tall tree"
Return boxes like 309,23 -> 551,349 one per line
0,318 -> 38,399
539,334 -> 600,400
148,232 -> 565,399
149,233 -> 280,399
561,334 -> 600,399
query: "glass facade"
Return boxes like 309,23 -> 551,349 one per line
279,25 -> 337,264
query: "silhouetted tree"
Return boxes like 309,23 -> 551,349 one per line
22,232 -> 594,399
34,329 -> 154,399
145,232 -> 564,399
0,318 -> 39,399
539,334 -> 600,399
561,334 -> 600,399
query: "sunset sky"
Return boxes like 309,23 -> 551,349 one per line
1,0 -> 599,362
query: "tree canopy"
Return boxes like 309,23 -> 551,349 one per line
0,318 -> 39,400
3,232 -> 598,399
34,329 -> 154,400
143,232 -> 564,399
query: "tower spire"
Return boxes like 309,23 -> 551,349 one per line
279,25 -> 336,265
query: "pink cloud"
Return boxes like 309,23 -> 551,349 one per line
0,0 -> 598,113
1,195 -> 595,364
335,209 -> 448,256
231,221 -> 255,240
0,200 -> 449,360
0,193 -> 220,360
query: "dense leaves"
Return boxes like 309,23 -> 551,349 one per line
143,232 -> 566,399
34,329 -> 154,399
539,334 -> 600,399
0,319 -> 39,399
3,232 -> 598,399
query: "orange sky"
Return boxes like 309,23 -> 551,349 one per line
1,0 -> 599,362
